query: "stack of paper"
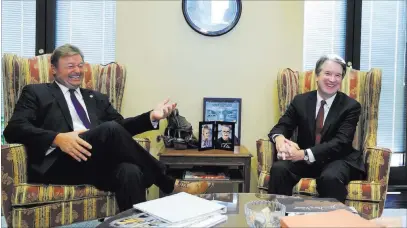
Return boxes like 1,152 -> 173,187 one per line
133,192 -> 227,227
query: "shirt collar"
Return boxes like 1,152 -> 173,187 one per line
317,91 -> 337,109
55,80 -> 81,96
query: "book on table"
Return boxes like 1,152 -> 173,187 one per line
276,196 -> 358,215
129,192 -> 227,227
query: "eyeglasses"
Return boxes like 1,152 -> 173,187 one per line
222,130 -> 230,133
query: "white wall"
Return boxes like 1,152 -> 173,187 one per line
116,0 -> 304,196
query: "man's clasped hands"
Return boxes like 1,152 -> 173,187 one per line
274,135 -> 305,161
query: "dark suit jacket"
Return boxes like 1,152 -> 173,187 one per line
269,90 -> 365,173
4,82 -> 155,175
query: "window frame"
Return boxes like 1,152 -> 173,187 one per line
345,0 -> 362,69
36,0 -> 56,55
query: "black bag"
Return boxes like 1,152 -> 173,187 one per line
162,109 -> 199,150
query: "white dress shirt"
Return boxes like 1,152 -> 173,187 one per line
46,81 -> 158,155
56,81 -> 91,132
273,91 -> 337,163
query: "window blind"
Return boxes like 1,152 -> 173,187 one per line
56,0 -> 116,64
360,0 -> 406,153
1,0 -> 36,57
1,0 -> 36,143
303,0 -> 347,70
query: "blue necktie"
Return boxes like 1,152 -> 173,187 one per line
69,89 -> 91,129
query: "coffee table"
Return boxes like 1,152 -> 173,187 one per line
97,193 -> 406,227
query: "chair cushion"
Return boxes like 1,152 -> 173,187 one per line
12,184 -> 112,206
11,195 -> 119,228
292,178 -> 318,196
292,178 -> 382,202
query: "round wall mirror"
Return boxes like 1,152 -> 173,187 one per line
182,0 -> 242,37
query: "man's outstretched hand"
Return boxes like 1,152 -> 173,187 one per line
150,98 -> 177,122
53,130 -> 92,162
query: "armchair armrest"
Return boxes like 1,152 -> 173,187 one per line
1,144 -> 27,185
256,138 -> 277,192
364,146 -> 392,184
1,144 -> 27,225
256,139 -> 277,175
364,146 -> 392,205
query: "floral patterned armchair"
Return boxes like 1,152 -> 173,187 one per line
256,67 -> 392,219
1,54 -> 150,227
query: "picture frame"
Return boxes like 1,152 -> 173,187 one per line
214,121 -> 235,151
198,121 -> 215,151
203,98 -> 242,145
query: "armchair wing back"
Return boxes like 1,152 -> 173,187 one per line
257,67 -> 392,219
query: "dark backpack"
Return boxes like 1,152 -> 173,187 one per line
161,109 -> 199,150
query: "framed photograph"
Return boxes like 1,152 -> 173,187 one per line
198,121 -> 215,151
214,121 -> 235,151
203,98 -> 242,145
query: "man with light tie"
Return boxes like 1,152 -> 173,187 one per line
267,54 -> 365,203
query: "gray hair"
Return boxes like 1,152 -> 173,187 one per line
315,54 -> 347,78
51,44 -> 84,67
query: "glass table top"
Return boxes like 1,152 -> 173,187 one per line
98,193 -> 407,228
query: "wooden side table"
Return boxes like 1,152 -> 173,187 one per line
158,146 -> 253,194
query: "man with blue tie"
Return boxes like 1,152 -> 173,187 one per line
267,54 -> 365,203
3,44 -> 212,212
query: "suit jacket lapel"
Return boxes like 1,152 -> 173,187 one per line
306,91 -> 317,143
81,89 -> 98,129
50,82 -> 74,130
321,92 -> 343,138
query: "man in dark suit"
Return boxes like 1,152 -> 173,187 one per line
268,54 -> 364,203
3,44 -> 212,212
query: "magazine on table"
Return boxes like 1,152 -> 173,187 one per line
276,196 -> 359,216
183,170 -> 230,180
109,211 -> 227,227
109,212 -> 168,227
